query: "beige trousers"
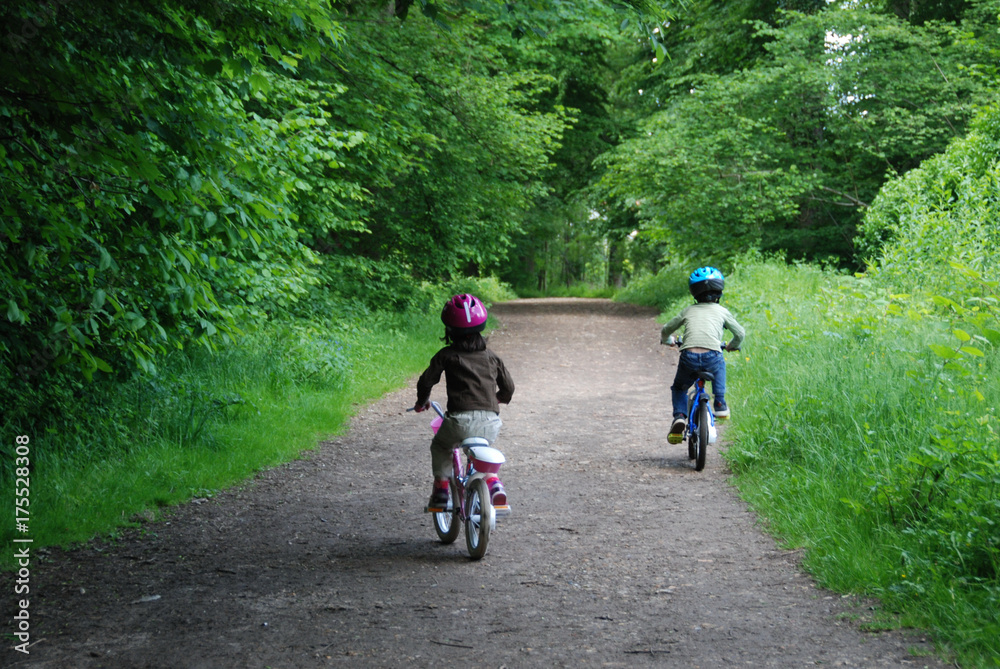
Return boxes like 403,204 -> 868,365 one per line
430,410 -> 502,480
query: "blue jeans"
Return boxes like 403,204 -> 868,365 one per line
671,350 -> 726,418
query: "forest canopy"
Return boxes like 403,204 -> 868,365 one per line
1,0 -> 568,387
595,3 -> 999,267
3,0 -> 1000,400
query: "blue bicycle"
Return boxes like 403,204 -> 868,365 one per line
669,338 -> 736,471
685,369 -> 717,471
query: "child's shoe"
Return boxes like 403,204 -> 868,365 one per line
668,415 -> 686,444
425,484 -> 450,512
714,400 -> 730,418
486,477 -> 507,507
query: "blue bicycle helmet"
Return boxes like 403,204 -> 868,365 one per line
689,266 -> 725,299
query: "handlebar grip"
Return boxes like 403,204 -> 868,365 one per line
408,402 -> 446,418
407,402 -> 445,415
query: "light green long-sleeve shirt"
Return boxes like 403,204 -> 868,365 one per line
660,302 -> 745,351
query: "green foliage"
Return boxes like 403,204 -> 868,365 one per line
0,0 -> 568,430
491,6 -> 641,292
0,0 -> 340,382
307,12 -> 570,288
878,0 -> 983,24
614,264 -> 691,310
612,0 -> 828,116
0,293 -> 448,557
595,6 -> 997,267
858,104 -> 1000,293
440,275 -> 519,305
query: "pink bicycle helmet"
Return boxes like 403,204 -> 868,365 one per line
441,293 -> 488,334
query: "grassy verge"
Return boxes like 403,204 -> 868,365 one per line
1,280 -> 516,568
1,311 -> 441,566
628,255 -> 999,667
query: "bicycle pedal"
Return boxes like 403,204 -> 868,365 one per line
494,505 -> 511,518
667,433 -> 684,444
424,503 -> 452,513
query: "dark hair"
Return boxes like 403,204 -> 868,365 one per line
444,328 -> 487,352
696,291 -> 722,304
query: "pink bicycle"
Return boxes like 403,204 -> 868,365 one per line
410,401 -> 510,559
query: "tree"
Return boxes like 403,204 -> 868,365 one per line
1,0 -> 341,381
1,0 -> 572,396
594,7 -> 996,266
485,2 -> 641,290
301,9 -> 571,294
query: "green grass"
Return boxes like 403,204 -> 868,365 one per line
19,339 -> 434,551
0,302 -> 452,566
692,257 -> 1000,667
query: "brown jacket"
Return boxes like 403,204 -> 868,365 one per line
416,346 -> 514,413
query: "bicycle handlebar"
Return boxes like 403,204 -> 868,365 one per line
407,401 -> 446,418
665,335 -> 739,352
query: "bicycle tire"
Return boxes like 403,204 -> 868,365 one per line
686,388 -> 697,458
433,479 -> 461,544
695,400 -> 709,471
465,478 -> 493,560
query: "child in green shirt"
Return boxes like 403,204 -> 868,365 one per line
660,267 -> 745,443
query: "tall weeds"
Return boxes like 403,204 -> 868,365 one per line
711,257 -> 999,667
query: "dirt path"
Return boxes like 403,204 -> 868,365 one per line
5,298 -> 945,668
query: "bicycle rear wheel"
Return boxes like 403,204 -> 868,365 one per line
695,401 -> 709,471
433,479 -> 460,544
464,478 -> 493,560
686,389 -> 697,459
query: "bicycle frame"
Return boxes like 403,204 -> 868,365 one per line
675,347 -> 726,470
449,445 -> 469,521
412,401 -> 503,559
686,374 -> 717,471
687,377 -> 712,433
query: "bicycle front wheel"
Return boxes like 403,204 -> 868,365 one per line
433,479 -> 461,544
464,478 -> 493,560
695,401 -> 709,471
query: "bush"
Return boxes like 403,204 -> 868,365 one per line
614,265 -> 690,309
858,104 -> 1000,295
